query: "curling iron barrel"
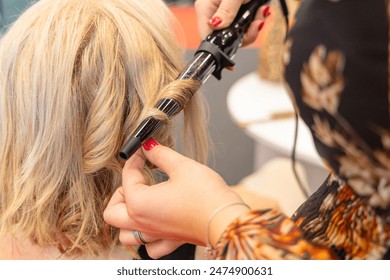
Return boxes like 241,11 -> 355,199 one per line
119,0 -> 270,160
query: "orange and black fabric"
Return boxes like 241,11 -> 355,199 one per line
215,0 -> 390,260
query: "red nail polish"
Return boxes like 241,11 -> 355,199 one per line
263,6 -> 270,18
258,21 -> 265,31
209,16 -> 223,27
143,138 -> 159,151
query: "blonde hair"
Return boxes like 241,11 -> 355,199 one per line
0,0 -> 208,257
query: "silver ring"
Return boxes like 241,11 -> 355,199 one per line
134,230 -> 149,245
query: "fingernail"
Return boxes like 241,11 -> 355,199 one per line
258,21 -> 265,31
208,16 -> 223,27
263,6 -> 270,18
143,138 -> 159,151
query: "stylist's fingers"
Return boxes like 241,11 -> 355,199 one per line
196,0 -> 271,45
145,240 -> 186,260
104,149 -> 148,229
194,0 -> 219,38
119,229 -> 158,247
242,19 -> 262,46
210,0 -> 250,29
104,187 -> 137,229
195,0 -> 251,38
122,149 -> 146,188
121,148 -> 153,207
141,138 -> 194,178
242,6 -> 271,46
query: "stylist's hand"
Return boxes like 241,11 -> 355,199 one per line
104,138 -> 249,259
195,0 -> 271,45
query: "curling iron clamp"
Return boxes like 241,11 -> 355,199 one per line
119,0 -> 272,160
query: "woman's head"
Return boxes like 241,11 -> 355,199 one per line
0,0 -> 208,256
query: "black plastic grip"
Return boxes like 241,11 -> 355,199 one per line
195,0 -> 270,79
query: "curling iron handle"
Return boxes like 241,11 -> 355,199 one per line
199,0 -> 270,79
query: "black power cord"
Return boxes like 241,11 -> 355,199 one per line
278,0 -> 309,199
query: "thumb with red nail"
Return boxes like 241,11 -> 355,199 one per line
104,138 -> 246,258
195,0 -> 271,46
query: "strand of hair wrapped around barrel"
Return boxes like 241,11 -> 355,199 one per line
139,79 -> 202,124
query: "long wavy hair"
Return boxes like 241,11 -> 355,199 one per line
0,0 -> 208,257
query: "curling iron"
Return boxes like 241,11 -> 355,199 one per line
119,0 -> 271,160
